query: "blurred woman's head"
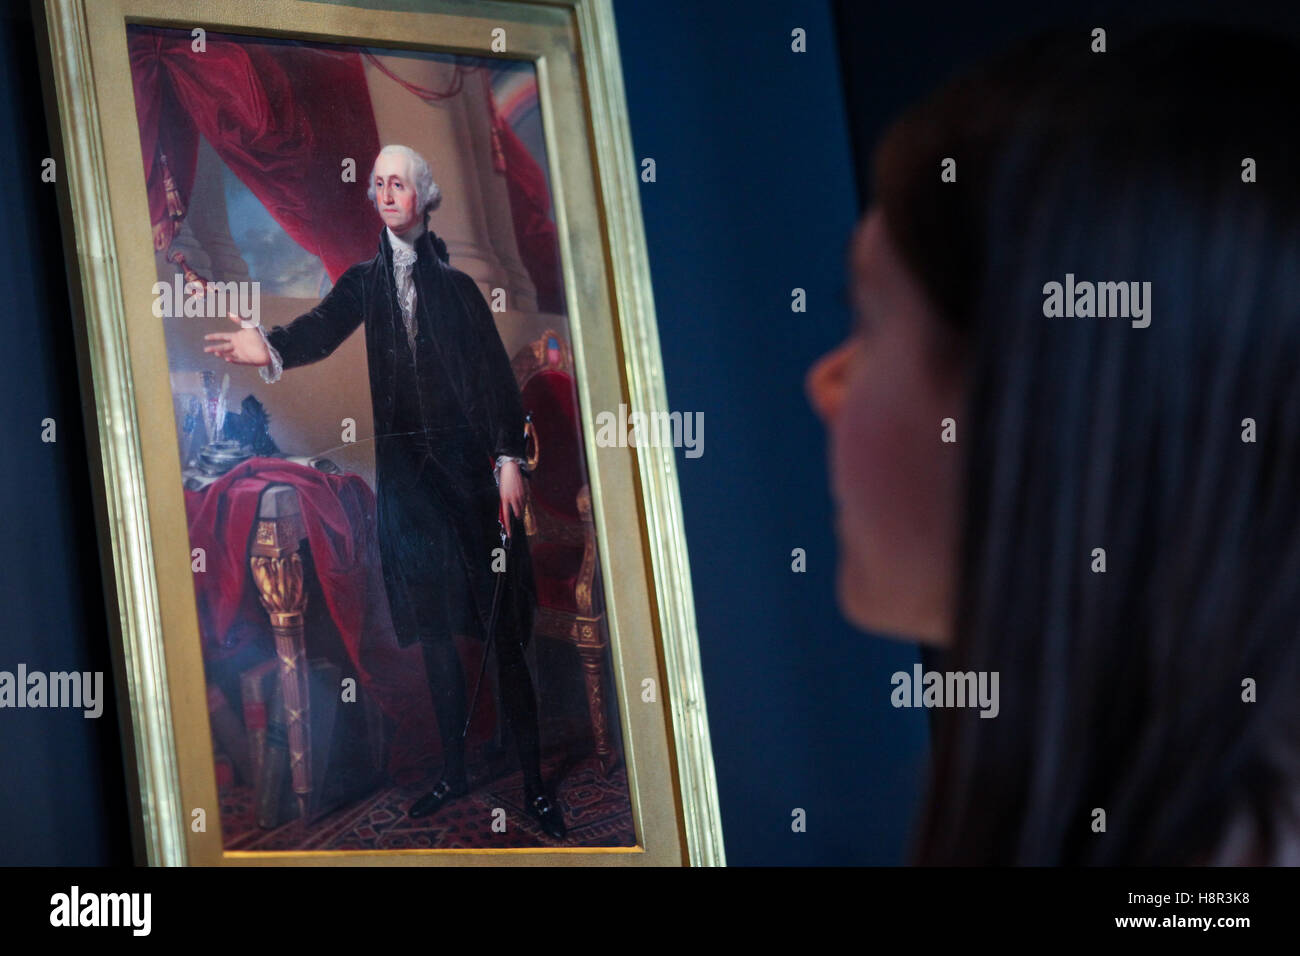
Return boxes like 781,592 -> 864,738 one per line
808,24 -> 1300,864
805,208 -> 965,644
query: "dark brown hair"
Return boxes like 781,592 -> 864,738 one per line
874,25 -> 1300,864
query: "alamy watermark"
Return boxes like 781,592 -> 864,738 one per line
50,886 -> 150,936
594,403 -> 703,458
891,664 -> 999,718
1042,274 -> 1151,328
0,664 -> 104,718
152,276 -> 261,327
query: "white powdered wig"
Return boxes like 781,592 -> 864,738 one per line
367,144 -> 442,217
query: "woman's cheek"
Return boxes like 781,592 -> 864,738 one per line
832,337 -> 949,569
831,355 -> 890,537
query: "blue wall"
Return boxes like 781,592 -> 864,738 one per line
0,0 -> 929,865
615,2 -> 928,864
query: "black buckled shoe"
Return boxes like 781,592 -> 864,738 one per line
525,791 -> 568,840
408,777 -> 468,819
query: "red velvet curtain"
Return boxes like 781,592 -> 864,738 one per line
128,27 -> 381,281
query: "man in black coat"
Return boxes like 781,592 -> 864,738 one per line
204,144 -> 566,839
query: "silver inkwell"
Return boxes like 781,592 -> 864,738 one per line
196,370 -> 252,476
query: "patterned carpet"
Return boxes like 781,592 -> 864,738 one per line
221,751 -> 635,851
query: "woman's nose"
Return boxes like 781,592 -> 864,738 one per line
806,340 -> 853,423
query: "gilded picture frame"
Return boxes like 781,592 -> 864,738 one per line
36,0 -> 722,866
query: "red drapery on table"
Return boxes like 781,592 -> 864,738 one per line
184,458 -> 438,778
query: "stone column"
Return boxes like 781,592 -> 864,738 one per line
155,135 -> 253,284
361,55 -> 538,313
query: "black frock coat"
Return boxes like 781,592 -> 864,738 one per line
265,227 -> 535,649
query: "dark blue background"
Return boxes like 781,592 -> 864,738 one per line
2,0 -> 931,865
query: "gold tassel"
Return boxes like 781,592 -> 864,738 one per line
161,151 -> 186,221
167,250 -> 205,288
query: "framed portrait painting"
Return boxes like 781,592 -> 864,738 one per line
37,0 -> 722,865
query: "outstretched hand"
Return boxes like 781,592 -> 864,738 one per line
203,312 -> 271,366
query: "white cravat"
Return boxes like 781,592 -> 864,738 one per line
387,223 -> 424,356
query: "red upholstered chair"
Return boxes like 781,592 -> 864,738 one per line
513,330 -> 617,774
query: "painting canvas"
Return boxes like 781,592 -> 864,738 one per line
125,23 -> 633,852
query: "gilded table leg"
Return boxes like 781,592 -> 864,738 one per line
249,484 -> 311,823
575,620 -> 615,776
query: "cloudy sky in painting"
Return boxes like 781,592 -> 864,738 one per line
222,162 -> 333,299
